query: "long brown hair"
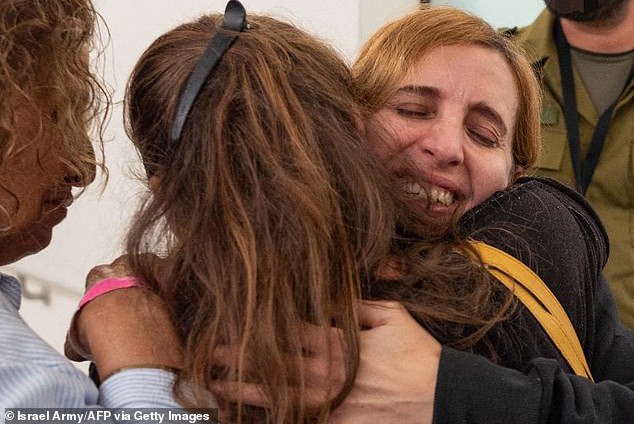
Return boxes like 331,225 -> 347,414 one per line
125,13 -> 402,423
124,9 -> 512,424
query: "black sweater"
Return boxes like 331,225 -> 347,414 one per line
433,177 -> 634,423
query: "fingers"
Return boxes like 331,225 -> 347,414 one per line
298,322 -> 345,356
210,381 -> 271,407
85,254 -> 168,290
212,322 -> 344,363
210,326 -> 346,408
208,322 -> 349,412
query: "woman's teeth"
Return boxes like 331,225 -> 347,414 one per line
430,187 -> 454,206
403,182 -> 455,206
404,182 -> 425,196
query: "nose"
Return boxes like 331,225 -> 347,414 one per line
417,120 -> 464,168
64,171 -> 91,187
64,160 -> 96,188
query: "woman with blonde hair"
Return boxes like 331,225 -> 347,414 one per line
323,5 -> 634,423
211,5 -> 634,424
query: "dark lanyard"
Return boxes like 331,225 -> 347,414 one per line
553,18 -> 634,195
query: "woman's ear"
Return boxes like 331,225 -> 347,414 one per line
511,165 -> 524,183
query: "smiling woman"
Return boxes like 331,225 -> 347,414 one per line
354,6 -> 541,221
317,5 -> 634,423
365,44 -> 521,215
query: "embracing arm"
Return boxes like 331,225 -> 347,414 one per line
77,286 -> 183,408
209,295 -> 634,423
332,298 -> 634,424
66,257 -> 185,408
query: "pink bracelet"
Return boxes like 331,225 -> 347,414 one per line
77,277 -> 145,310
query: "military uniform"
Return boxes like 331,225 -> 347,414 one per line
511,9 -> 634,328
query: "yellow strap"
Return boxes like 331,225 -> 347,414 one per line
470,240 -> 594,381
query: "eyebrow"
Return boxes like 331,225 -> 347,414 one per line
395,85 -> 441,99
395,84 -> 509,137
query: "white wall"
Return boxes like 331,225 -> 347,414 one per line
359,0 -> 419,44
434,0 -> 543,27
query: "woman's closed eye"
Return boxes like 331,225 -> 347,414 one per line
466,125 -> 500,147
392,104 -> 434,119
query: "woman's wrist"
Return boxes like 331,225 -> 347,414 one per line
66,277 -> 147,362
80,288 -> 183,380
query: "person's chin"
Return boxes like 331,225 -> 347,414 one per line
21,223 -> 54,253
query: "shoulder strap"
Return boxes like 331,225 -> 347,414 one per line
469,240 -> 594,381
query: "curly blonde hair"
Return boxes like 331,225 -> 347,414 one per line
0,0 -> 108,188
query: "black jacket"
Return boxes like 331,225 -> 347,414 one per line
433,177 -> 634,423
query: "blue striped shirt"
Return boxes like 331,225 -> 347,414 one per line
0,273 -> 181,417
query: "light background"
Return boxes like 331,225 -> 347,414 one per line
6,0 -> 545,358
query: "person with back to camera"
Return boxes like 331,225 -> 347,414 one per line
204,5 -> 634,424
0,0 -> 182,411
507,0 -> 634,329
